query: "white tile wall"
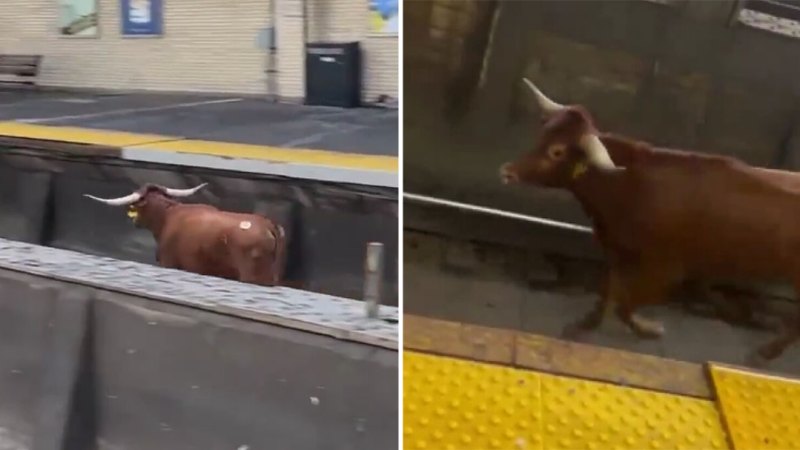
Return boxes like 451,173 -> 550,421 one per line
0,0 -> 397,101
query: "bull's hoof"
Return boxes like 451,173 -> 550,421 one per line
745,350 -> 770,369
631,318 -> 665,339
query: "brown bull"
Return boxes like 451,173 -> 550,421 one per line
500,78 -> 800,366
85,183 -> 286,287
601,134 -> 800,330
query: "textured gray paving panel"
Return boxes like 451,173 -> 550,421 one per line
0,238 -> 398,350
0,93 -> 398,156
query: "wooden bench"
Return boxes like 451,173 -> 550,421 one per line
0,54 -> 43,86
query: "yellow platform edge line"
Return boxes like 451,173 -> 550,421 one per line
0,121 -> 173,147
404,350 -> 729,450
0,122 -> 398,173
145,138 -> 398,172
708,363 -> 800,450
403,313 -> 712,399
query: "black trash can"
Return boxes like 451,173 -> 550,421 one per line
305,41 -> 361,108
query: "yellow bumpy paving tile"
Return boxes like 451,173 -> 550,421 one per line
541,375 -> 729,450
710,364 -> 800,450
405,351 -> 730,450
403,351 -> 543,450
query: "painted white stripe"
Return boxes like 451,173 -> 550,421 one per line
122,147 -> 399,189
404,192 -> 593,233
0,96 -> 63,109
15,98 -> 243,123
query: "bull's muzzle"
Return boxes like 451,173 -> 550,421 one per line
499,163 -> 519,185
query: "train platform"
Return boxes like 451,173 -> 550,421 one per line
0,89 -> 398,188
403,315 -> 800,450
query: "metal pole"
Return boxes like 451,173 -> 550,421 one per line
403,192 -> 593,233
364,242 -> 384,318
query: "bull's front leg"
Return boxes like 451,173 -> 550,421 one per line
561,266 -> 613,339
613,265 -> 675,339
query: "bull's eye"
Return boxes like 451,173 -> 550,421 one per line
548,144 -> 567,160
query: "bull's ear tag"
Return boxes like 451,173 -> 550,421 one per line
127,207 -> 139,219
239,221 -> 252,230
572,161 -> 588,179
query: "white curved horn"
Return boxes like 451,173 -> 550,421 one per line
579,134 -> 616,170
522,78 -> 566,117
164,183 -> 208,198
83,192 -> 142,207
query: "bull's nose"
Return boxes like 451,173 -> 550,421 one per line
499,163 -> 518,184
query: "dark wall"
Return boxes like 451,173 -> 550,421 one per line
0,148 -> 398,305
405,0 -> 800,227
0,268 -> 398,450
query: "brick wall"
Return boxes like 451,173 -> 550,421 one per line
0,0 -> 397,100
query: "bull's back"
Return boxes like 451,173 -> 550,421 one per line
602,134 -> 800,193
168,209 -> 275,247
755,168 -> 800,192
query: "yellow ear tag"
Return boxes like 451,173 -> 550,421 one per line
572,161 -> 588,179
127,208 -> 139,219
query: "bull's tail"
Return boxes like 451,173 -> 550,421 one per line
269,223 -> 287,285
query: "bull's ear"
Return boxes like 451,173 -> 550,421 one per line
564,107 -> 595,133
563,108 -> 586,124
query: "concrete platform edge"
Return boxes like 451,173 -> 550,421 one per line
404,313 -> 713,398
0,238 -> 398,351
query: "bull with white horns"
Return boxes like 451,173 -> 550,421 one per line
85,183 -> 286,286
500,78 -> 800,367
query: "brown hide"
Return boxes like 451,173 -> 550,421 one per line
566,158 -> 800,280
501,102 -> 800,366
600,134 -> 800,330
154,203 -> 285,286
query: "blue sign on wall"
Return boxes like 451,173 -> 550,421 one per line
369,0 -> 398,34
121,0 -> 163,36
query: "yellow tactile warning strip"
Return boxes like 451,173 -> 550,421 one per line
0,122 -> 398,172
147,139 -> 398,172
0,122 -> 172,147
403,314 -> 711,398
709,364 -> 800,450
541,375 -> 726,450
404,351 -> 543,450
404,351 -> 729,450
